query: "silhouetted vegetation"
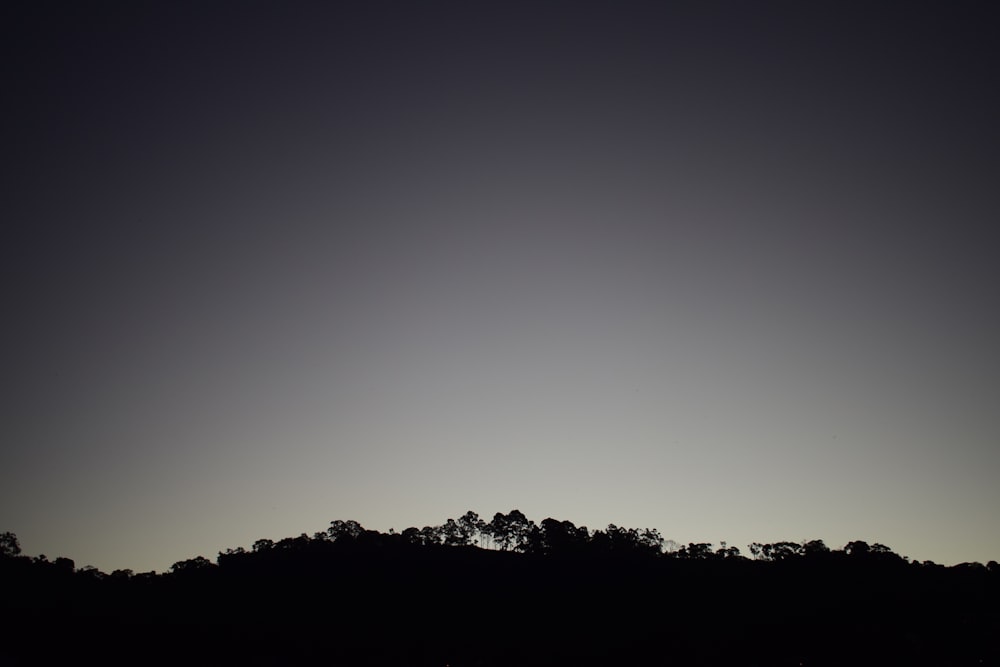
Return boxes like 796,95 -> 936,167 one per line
2,513 -> 998,665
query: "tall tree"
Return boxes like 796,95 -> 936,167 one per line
457,511 -> 484,547
486,513 -> 510,550
505,510 -> 535,552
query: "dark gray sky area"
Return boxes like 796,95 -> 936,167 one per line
3,2 -> 998,572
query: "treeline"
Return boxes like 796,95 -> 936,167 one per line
1,515 -> 998,666
201,509 -> 987,573
6,510 -> 996,577
211,510 -> 668,571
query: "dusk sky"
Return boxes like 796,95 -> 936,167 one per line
3,2 -> 998,573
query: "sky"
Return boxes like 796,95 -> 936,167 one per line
3,1 -> 999,573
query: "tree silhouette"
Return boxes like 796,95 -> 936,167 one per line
505,510 -> 535,552
538,518 -> 588,555
675,542 -> 714,559
328,520 -> 364,542
53,556 -> 74,573
170,555 -> 215,574
803,539 -> 830,557
486,512 -> 510,550
457,510 -> 484,547
419,524 -> 441,546
440,518 -> 465,546
845,540 -> 871,556
0,531 -> 20,558
715,542 -> 742,559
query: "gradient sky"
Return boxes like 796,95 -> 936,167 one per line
3,2 -> 999,573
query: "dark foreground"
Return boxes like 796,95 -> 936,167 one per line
3,536 -> 998,666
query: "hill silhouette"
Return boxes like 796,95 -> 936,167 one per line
2,512 -> 998,666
